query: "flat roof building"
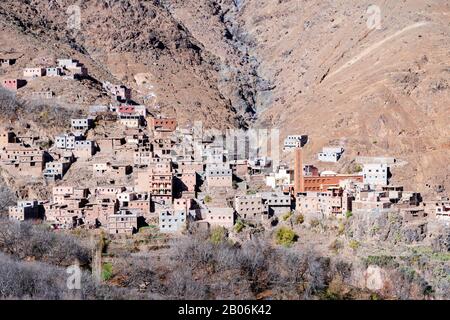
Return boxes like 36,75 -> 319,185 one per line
283,135 -> 308,151
108,209 -> 138,236
318,146 -> 344,163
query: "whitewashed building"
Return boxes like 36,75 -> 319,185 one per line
318,147 -> 344,162
55,134 -> 77,149
363,163 -> 389,186
159,210 -> 186,233
283,135 -> 308,151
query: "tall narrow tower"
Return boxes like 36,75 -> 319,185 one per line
294,147 -> 305,195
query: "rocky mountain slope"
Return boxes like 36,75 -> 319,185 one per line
0,0 -> 257,129
0,0 -> 449,194
226,0 -> 450,194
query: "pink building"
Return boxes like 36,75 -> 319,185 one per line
2,79 -> 26,91
204,207 -> 235,228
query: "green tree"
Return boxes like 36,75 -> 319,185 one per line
234,220 -> 245,233
275,227 -> 297,247
210,227 -> 226,244
349,240 -> 360,252
310,218 -> 320,228
295,214 -> 305,225
101,262 -> 113,281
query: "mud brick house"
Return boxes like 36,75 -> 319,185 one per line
136,163 -> 173,203
352,195 -> 392,211
146,169 -> 173,202
71,118 -> 94,131
96,136 -> 126,154
152,137 -> 175,158
303,174 -> 364,192
118,105 -> 147,117
422,197 -> 450,219
93,162 -> 110,176
0,58 -> 16,67
110,163 -> 132,178
46,67 -> 63,77
436,204 -> 450,220
57,58 -> 88,78
150,117 -> 177,132
15,133 -> 39,147
230,160 -> 248,178
178,170 -> 197,193
174,197 -> 194,213
154,130 -> 175,140
177,159 -> 204,173
0,131 -> 15,149
102,81 -> 132,102
128,193 -> 151,217
204,207 -> 235,228
57,58 -> 80,69
125,128 -> 149,146
43,161 -> 71,181
266,165 -> 293,189
9,200 -> 44,221
52,186 -> 89,204
260,192 -> 292,217
134,146 -> 153,166
119,114 -> 141,128
56,197 -> 87,210
73,140 -> 95,158
43,203 -> 81,229
117,105 -> 135,115
60,151 -> 75,164
2,79 -> 26,91
93,162 -> 131,178
204,145 -> 227,164
23,67 -> 46,78
0,143 -> 45,177
84,196 -> 120,227
296,189 -> 352,218
116,191 -> 137,207
31,91 -> 54,99
234,195 -> 269,222
107,209 -> 138,236
205,165 -> 233,188
400,207 -> 427,223
94,186 -> 126,197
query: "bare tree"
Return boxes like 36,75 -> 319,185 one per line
0,177 -> 16,214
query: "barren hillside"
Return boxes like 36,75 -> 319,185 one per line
226,0 -> 450,194
0,0 -> 258,129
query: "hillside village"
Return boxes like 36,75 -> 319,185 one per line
1,56 -> 449,239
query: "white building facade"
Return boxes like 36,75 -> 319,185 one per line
318,147 -> 344,162
363,163 -> 389,186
